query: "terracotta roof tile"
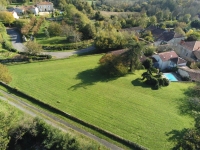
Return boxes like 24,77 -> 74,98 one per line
193,50 -> 200,59
37,1 -> 53,5
179,66 -> 200,81
180,41 -> 200,51
158,51 -> 178,62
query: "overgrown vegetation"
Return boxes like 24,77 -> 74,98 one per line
167,82 -> 200,149
0,99 -> 105,150
0,63 -> 12,83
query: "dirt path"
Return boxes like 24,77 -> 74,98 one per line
0,90 -> 123,150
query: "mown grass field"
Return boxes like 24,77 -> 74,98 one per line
8,55 -> 194,149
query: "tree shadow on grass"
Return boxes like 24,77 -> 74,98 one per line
165,128 -> 189,149
131,78 -> 150,88
166,84 -> 199,148
68,67 -> 118,90
131,78 -> 159,90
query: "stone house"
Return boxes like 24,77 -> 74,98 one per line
146,26 -> 185,46
152,51 -> 187,71
174,41 -> 200,62
7,6 -> 39,16
12,11 -> 19,19
178,66 -> 200,81
37,1 -> 54,12
8,7 -> 25,15
29,6 -> 39,15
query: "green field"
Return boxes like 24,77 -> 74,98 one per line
8,55 -> 194,149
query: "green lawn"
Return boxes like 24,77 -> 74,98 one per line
8,55 -> 194,149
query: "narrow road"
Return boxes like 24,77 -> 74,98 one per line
0,90 -> 123,150
6,27 -> 96,58
42,46 -> 96,59
6,28 -> 26,52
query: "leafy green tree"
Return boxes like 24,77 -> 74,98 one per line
183,14 -> 191,23
95,29 -> 126,52
156,11 -> 163,22
80,23 -> 96,39
175,27 -> 185,36
0,11 -> 15,26
99,53 -> 128,77
149,16 -> 157,26
48,22 -> 62,36
24,41 -> 43,55
126,42 -> 143,72
0,111 -> 14,149
191,20 -> 200,28
142,58 -> 153,70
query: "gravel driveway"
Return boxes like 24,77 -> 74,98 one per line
6,28 -> 26,52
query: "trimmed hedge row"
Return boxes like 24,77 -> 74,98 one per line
0,81 -> 148,150
0,54 -> 52,63
42,43 -> 89,51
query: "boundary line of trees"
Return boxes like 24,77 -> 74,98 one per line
0,81 -> 148,150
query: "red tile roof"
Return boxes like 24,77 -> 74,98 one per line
37,1 -> 53,5
193,50 -> 200,60
158,51 -> 178,62
179,66 -> 200,81
180,41 -> 200,51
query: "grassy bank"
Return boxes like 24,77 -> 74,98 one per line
8,55 -> 194,149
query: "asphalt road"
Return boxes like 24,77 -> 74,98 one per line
0,90 -> 123,150
6,28 -> 26,52
42,46 -> 96,59
6,27 -> 96,58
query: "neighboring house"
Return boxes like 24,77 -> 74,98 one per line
152,51 -> 187,71
37,1 -> 54,12
7,5 -> 39,16
178,66 -> 200,81
29,6 -> 39,15
174,41 -> 200,62
12,11 -> 19,19
146,26 -> 185,46
13,7 -> 25,15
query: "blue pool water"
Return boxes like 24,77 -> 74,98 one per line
163,73 -> 178,81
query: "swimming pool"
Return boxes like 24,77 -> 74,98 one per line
163,73 -> 178,81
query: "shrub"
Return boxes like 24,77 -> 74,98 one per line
158,78 -> 164,86
143,47 -> 155,56
0,63 -> 12,83
10,48 -> 17,52
163,78 -> 170,86
46,55 -> 52,59
181,76 -> 190,81
149,77 -> 159,87
2,41 -> 12,51
188,97 -> 200,112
